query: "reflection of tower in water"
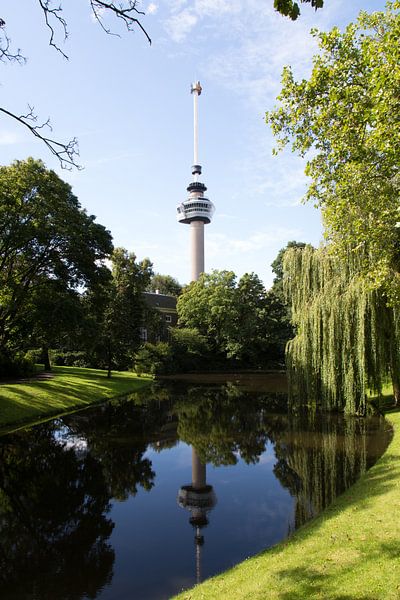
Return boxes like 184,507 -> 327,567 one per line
178,448 -> 216,584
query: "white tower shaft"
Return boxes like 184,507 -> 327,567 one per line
190,221 -> 204,281
192,447 -> 206,489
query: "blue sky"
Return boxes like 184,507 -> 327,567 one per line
1,0 -> 387,287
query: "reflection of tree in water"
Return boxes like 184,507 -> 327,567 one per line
0,425 -> 114,600
0,392 -> 177,599
173,383 -> 288,466
0,382 -> 391,599
64,390 -> 178,500
170,383 -> 391,533
272,412 -> 392,529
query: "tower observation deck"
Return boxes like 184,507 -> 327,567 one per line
177,82 -> 215,281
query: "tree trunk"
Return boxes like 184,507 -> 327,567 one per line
389,340 -> 400,405
43,346 -> 51,371
107,343 -> 112,379
391,372 -> 400,406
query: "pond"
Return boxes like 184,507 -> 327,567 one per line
0,375 -> 392,600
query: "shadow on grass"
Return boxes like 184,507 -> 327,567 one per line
275,537 -> 400,599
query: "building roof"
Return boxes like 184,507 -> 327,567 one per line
143,292 -> 177,311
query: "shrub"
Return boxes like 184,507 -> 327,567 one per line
51,350 -> 90,367
134,342 -> 173,375
0,351 -> 36,378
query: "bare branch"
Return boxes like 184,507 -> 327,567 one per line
90,1 -> 151,45
0,19 -> 26,63
0,106 -> 81,170
0,2 -> 150,169
37,0 -> 69,59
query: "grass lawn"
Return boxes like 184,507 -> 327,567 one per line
174,411 -> 400,599
0,366 -> 152,433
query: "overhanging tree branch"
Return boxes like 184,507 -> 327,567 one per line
90,0 -> 152,45
0,107 -> 80,170
0,2 -> 151,169
37,0 -> 69,59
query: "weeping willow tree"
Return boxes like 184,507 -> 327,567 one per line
284,245 -> 400,414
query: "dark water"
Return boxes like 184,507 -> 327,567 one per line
0,376 -> 392,600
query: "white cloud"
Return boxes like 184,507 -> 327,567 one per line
194,0 -> 241,17
147,3 -> 158,15
0,132 -> 20,145
207,228 -> 303,258
164,0 -> 242,42
170,0 -> 188,13
165,9 -> 198,42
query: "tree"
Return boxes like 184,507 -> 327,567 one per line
177,269 -> 285,367
0,425 -> 115,598
271,240 -> 306,302
177,270 -> 239,360
266,3 -> 400,412
147,273 -> 183,296
26,281 -> 85,370
0,2 -> 151,168
96,247 -> 153,377
0,158 -> 113,368
266,2 -> 400,299
274,0 -> 323,21
283,245 -> 400,414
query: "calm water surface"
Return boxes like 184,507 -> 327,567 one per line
0,375 -> 392,600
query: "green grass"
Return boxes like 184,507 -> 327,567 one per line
174,411 -> 400,600
0,366 -> 152,433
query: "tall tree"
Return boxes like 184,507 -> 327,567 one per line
0,158 -> 113,366
96,247 -> 153,377
267,3 -> 400,412
267,2 -> 400,299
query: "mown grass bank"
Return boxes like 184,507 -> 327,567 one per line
0,366 -> 152,433
175,410 -> 400,600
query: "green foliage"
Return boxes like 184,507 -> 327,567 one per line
51,350 -> 90,368
0,351 -> 36,379
134,342 -> 173,375
274,0 -> 323,20
267,2 -> 400,297
177,270 -> 285,367
271,240 -> 306,302
147,273 -> 182,296
284,245 -> 400,414
134,328 -> 209,375
0,158 -> 113,364
267,4 -> 400,414
93,247 -> 153,375
178,270 -> 238,357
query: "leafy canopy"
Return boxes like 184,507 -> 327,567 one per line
0,158 -> 112,353
267,2 -> 400,296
